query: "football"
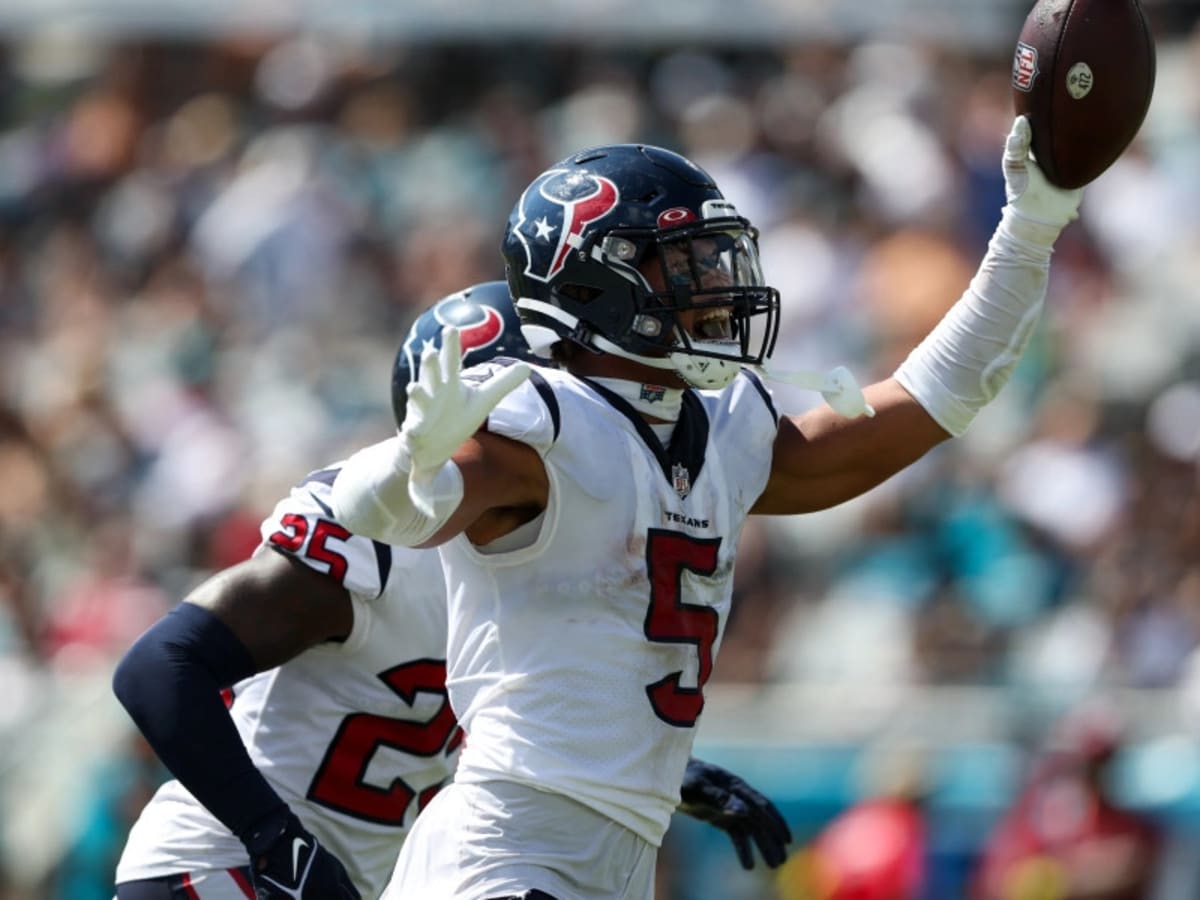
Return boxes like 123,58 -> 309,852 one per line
1011,0 -> 1156,189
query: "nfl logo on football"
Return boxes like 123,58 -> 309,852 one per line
671,463 -> 691,499
1012,41 -> 1039,92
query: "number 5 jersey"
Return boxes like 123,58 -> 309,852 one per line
440,366 -> 778,846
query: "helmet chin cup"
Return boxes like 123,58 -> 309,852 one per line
592,333 -> 741,390
670,352 -> 740,390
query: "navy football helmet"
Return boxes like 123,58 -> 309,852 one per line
392,281 -> 537,428
501,144 -> 780,389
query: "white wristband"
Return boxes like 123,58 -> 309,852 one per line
894,205 -> 1056,437
330,436 -> 463,546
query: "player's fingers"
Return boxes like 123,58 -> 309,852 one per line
730,830 -> 755,870
1005,115 -> 1032,161
733,783 -> 791,842
405,381 -> 435,418
475,362 -> 531,411
756,833 -> 788,869
751,818 -> 789,869
765,802 -> 792,844
440,326 -> 462,385
418,339 -> 443,391
730,788 -> 792,866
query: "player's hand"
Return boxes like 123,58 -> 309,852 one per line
1003,116 -> 1083,230
402,326 -> 530,515
241,810 -> 361,899
678,757 -> 792,870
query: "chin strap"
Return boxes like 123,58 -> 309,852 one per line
589,333 -> 675,369
520,295 -> 871,400
517,296 -> 745,390
591,333 -> 744,391
758,362 -> 876,419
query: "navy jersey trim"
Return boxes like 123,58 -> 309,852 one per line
307,490 -> 335,518
672,391 -> 709,492
373,540 -> 393,597
741,370 -> 779,425
581,379 -> 709,493
305,466 -> 340,488
528,369 -> 561,441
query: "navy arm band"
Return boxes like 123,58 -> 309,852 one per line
112,602 -> 287,842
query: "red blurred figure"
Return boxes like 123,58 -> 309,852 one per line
780,749 -> 927,900
41,519 -> 169,670
972,704 -> 1163,900
810,796 -> 926,900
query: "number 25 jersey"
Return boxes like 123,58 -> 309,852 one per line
115,470 -> 458,898
443,366 -> 778,846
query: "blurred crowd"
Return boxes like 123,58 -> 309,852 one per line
0,9 -> 1198,899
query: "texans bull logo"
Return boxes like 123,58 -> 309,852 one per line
513,169 -> 620,283
402,293 -> 506,375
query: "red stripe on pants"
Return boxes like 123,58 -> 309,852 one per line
179,874 -> 201,900
227,869 -> 255,899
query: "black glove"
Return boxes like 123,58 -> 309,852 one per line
678,757 -> 793,870
240,808 -> 361,900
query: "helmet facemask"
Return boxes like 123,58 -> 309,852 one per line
637,224 -> 779,367
503,144 -> 781,389
521,218 -> 780,389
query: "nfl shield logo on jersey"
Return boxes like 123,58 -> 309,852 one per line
671,463 -> 691,499
640,384 -> 667,403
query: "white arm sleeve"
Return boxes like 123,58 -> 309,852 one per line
893,208 -> 1059,437
329,436 -> 463,547
895,117 -> 1082,437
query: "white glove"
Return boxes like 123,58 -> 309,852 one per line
402,326 -> 531,514
1003,116 -> 1083,230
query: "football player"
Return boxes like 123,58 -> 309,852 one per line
111,282 -> 791,900
330,118 -> 1084,900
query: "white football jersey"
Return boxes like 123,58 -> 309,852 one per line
443,367 -> 778,845
116,467 -> 457,899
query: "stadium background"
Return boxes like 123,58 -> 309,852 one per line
0,0 -> 1198,896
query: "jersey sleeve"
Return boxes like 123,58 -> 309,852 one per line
259,466 -> 394,600
475,362 -> 560,455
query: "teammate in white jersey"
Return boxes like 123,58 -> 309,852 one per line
331,118 -> 1085,900
111,283 -> 792,900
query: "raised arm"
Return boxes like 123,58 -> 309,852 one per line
331,327 -> 546,548
754,117 -> 1083,515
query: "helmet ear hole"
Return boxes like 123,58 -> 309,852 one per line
559,284 -> 601,305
